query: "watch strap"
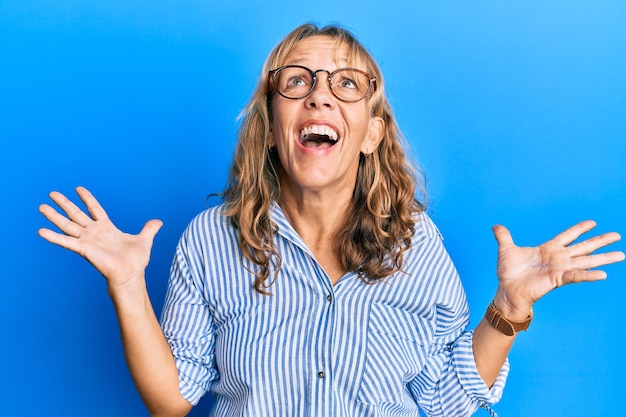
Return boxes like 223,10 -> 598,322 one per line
485,302 -> 532,336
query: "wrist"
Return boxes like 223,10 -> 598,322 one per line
107,274 -> 149,305
485,301 -> 533,337
492,289 -> 533,322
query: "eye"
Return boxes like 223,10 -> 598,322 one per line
278,67 -> 312,92
338,77 -> 357,89
286,76 -> 307,88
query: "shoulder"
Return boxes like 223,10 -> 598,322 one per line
186,203 -> 231,231
178,203 -> 237,250
412,210 -> 444,244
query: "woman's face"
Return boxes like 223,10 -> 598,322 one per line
268,36 -> 384,198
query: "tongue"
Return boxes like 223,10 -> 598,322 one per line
303,140 -> 333,150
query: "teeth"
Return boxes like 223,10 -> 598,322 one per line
299,125 -> 338,141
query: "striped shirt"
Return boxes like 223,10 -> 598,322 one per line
160,203 -> 508,417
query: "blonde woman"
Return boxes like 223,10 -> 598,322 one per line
39,24 -> 624,417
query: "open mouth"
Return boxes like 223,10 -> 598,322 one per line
299,125 -> 339,150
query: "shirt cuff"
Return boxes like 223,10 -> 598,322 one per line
178,370 -> 208,406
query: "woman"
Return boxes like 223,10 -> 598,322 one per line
38,24 -> 624,417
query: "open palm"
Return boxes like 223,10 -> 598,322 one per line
493,221 -> 624,312
38,187 -> 162,289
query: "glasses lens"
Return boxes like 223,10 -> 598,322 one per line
274,66 -> 314,99
330,69 -> 372,102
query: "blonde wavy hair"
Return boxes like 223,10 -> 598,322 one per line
222,23 -> 425,293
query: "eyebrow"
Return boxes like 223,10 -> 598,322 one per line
286,56 -> 351,68
287,56 -> 310,65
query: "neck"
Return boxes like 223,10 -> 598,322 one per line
278,179 -> 354,284
278,183 -> 352,240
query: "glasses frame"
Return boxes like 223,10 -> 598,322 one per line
267,65 -> 377,103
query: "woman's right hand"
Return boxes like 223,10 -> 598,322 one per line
40,187 -> 191,415
38,186 -> 163,290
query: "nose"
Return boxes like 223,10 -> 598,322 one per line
305,70 -> 335,109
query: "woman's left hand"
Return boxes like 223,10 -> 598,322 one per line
491,220 -> 624,319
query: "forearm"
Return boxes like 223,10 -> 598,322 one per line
472,293 -> 532,387
108,276 -> 192,417
472,318 -> 515,387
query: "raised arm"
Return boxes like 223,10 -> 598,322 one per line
472,220 -> 625,386
38,186 -> 192,417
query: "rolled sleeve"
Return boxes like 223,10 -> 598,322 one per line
409,214 -> 508,416
160,225 -> 218,406
411,330 -> 508,417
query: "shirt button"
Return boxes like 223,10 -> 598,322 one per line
326,294 -> 333,302
318,371 -> 325,379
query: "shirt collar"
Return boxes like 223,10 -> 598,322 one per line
269,202 -> 310,253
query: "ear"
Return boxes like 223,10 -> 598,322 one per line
360,116 -> 385,155
267,124 -> 275,148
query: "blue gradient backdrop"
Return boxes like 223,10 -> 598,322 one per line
1,1 -> 624,416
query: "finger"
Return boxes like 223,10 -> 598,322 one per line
48,191 -> 93,227
568,232 -> 621,257
492,225 -> 515,249
39,203 -> 83,237
552,220 -> 597,247
75,186 -> 110,221
139,219 -> 163,241
562,268 -> 608,285
38,227 -> 82,253
571,250 -> 626,271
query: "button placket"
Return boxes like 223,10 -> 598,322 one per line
310,285 -> 336,415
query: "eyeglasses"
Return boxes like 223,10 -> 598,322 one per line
267,65 -> 377,103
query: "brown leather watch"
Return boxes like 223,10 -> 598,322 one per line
485,302 -> 532,336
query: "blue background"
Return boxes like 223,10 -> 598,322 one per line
2,1 -> 624,416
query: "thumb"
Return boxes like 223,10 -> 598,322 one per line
139,219 -> 163,241
492,224 -> 515,249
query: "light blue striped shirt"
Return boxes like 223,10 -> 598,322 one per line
160,203 -> 508,416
